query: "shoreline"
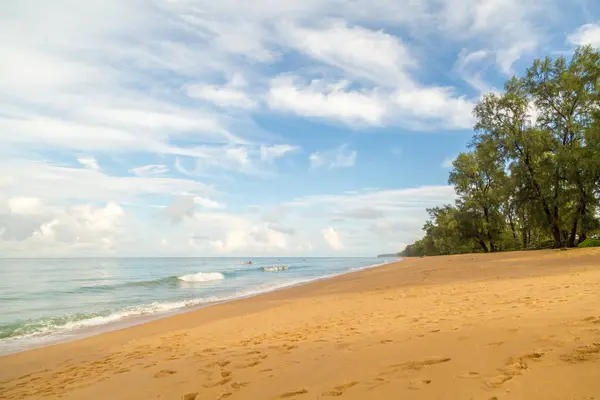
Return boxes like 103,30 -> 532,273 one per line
2,248 -> 599,399
0,258 -> 398,356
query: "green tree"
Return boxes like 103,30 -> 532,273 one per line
449,140 -> 506,252
399,46 -> 600,256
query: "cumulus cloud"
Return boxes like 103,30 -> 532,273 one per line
322,227 -> 343,250
7,197 -> 43,215
0,197 -> 125,254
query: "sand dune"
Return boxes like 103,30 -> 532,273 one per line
1,248 -> 599,399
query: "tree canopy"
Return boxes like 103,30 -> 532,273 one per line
400,46 -> 600,257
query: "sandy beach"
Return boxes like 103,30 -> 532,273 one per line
1,248 -> 600,399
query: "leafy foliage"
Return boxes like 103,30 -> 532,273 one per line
578,239 -> 600,248
400,46 -> 600,257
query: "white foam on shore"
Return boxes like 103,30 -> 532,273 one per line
262,265 -> 288,272
177,272 -> 225,282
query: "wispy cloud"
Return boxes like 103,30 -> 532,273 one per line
309,145 -> 357,169
129,165 -> 169,177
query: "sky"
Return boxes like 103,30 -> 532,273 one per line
1,0 -> 599,257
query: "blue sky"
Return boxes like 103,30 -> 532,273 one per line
1,0 -> 599,257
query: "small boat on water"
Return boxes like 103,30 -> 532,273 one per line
241,260 -> 253,265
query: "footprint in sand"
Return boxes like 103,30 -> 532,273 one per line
182,393 -> 198,400
238,360 -> 261,369
204,377 -> 232,388
485,352 -> 544,388
278,389 -> 308,398
322,381 -> 358,396
408,379 -> 432,390
395,357 -> 452,371
231,381 -> 250,389
153,369 -> 177,378
561,343 -> 600,363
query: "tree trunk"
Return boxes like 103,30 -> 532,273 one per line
568,215 -> 579,248
551,223 -> 562,248
508,211 -> 517,240
477,237 -> 489,253
483,206 -> 496,252
569,187 -> 588,247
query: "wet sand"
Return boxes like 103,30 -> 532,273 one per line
1,248 -> 600,399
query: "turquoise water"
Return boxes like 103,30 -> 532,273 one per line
0,257 -> 395,354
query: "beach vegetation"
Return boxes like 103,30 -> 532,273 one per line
401,46 -> 600,256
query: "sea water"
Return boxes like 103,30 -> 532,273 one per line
0,257 -> 396,355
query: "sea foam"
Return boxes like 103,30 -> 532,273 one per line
177,272 -> 225,282
262,265 -> 288,272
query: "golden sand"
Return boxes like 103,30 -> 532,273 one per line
1,248 -> 600,399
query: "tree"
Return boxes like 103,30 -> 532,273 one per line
449,139 -> 506,252
523,46 -> 600,247
399,46 -> 600,256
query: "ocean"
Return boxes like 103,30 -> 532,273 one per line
0,257 -> 396,355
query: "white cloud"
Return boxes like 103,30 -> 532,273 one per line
439,0 -> 545,74
268,76 -> 386,125
187,75 -> 257,109
1,182 -> 456,256
174,143 -> 298,177
163,196 -> 196,224
188,85 -> 256,108
129,164 -> 169,177
393,87 -> 475,130
193,196 -> 225,210
495,40 -> 538,75
310,145 -> 357,169
1,159 -> 214,204
322,227 -> 343,250
0,198 -> 126,254
268,20 -> 478,130
191,213 -> 288,254
281,20 -> 415,87
260,144 -> 299,162
77,156 -> 100,171
0,0 -> 577,257
30,201 -> 125,248
455,48 -> 494,93
568,23 -> 600,47
7,197 -> 43,215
